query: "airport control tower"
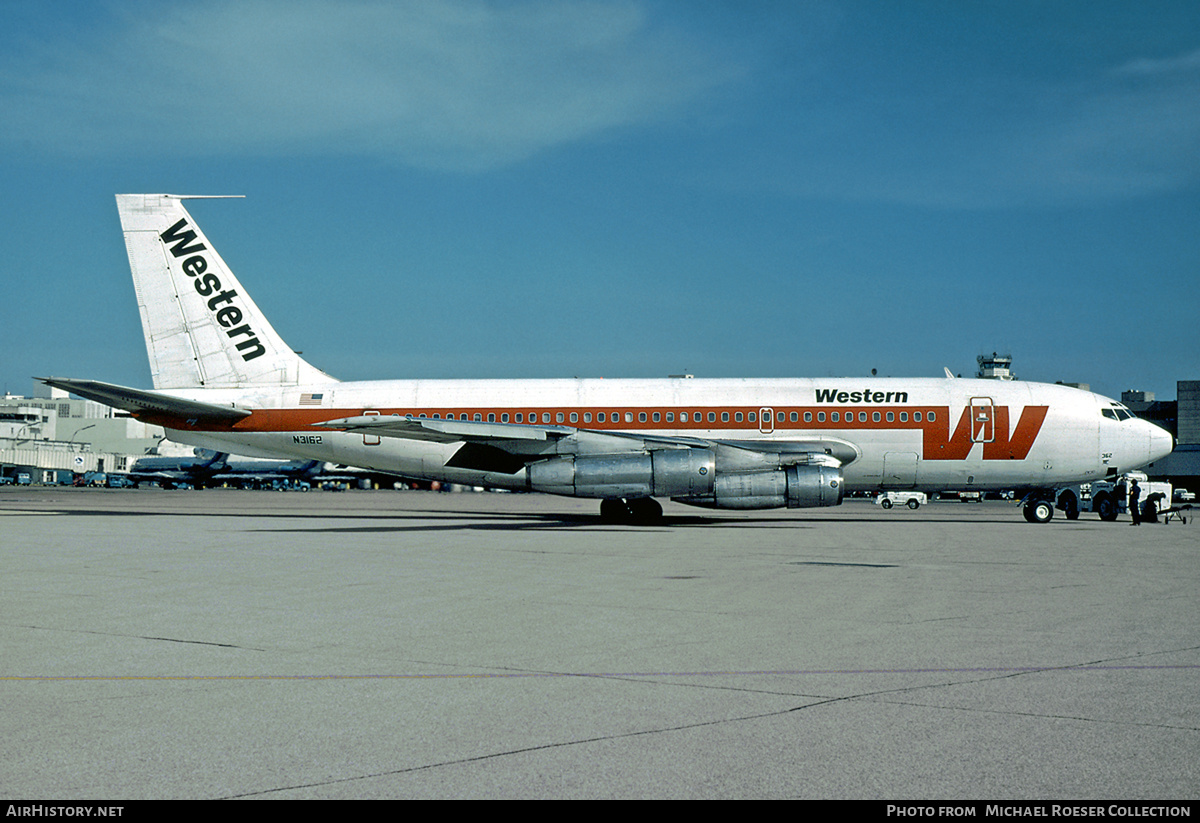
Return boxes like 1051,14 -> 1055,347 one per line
977,352 -> 1017,380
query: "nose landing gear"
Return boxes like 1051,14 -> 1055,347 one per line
1021,496 -> 1055,523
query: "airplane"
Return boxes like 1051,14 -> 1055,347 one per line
127,448 -> 372,490
41,194 -> 1174,523
127,448 -> 232,488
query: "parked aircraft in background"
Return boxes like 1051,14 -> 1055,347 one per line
127,449 -> 372,490
41,195 -> 1173,522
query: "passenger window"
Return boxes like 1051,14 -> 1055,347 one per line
473,413 -> 482,421
927,411 -> 936,421
817,412 -> 826,422
638,412 -> 647,422
625,412 -> 633,423
859,412 -> 867,422
666,412 -> 674,422
542,412 -> 551,423
487,413 -> 495,422
900,412 -> 908,422
886,412 -> 894,422
803,412 -> 811,422
680,412 -> 688,422
515,413 -> 523,423
914,412 -> 922,422
570,412 -> 578,423
872,412 -> 881,422
708,412 -> 716,422
597,412 -> 605,423
721,412 -> 729,422
735,412 -> 743,422
652,412 -> 660,422
501,413 -> 509,423
583,412 -> 591,423
831,412 -> 839,422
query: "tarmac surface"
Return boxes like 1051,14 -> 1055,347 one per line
2,487 -> 1197,799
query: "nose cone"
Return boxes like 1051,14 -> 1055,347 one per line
1148,421 -> 1174,464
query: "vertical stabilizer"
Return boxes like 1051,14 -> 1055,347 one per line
116,194 -> 335,389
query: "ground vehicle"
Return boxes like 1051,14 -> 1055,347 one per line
876,491 -> 928,509
1175,488 -> 1195,503
1054,472 -> 1172,522
271,479 -> 311,491
939,490 -> 981,503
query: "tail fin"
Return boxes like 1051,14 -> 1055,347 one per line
116,194 -> 336,389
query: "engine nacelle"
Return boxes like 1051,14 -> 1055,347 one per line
674,464 -> 844,510
528,449 -> 716,499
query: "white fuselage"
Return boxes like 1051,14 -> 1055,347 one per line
157,375 -> 1169,495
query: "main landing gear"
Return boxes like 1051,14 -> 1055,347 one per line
600,497 -> 664,524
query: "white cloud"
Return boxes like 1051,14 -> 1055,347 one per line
1112,47 -> 1200,77
1007,50 -> 1200,203
0,0 -> 735,169
752,44 -> 1200,209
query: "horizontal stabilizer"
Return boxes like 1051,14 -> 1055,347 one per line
38,377 -> 251,422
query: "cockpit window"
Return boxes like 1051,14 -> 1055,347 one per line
1106,404 -> 1135,421
1103,408 -> 1119,420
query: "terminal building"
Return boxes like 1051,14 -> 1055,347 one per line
0,383 -> 190,483
1135,381 -> 1200,491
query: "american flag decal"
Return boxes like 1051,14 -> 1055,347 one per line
300,393 -> 324,406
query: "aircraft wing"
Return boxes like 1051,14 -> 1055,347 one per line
313,414 -> 859,472
38,378 -> 251,422
127,470 -> 195,482
313,414 -> 575,444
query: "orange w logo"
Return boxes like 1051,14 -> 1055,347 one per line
923,406 -> 1048,461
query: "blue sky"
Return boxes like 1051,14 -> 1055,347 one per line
2,0 -> 1196,401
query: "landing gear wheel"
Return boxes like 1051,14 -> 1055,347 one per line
627,497 -> 664,523
1023,499 -> 1054,523
600,499 -> 630,522
600,498 -> 662,524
